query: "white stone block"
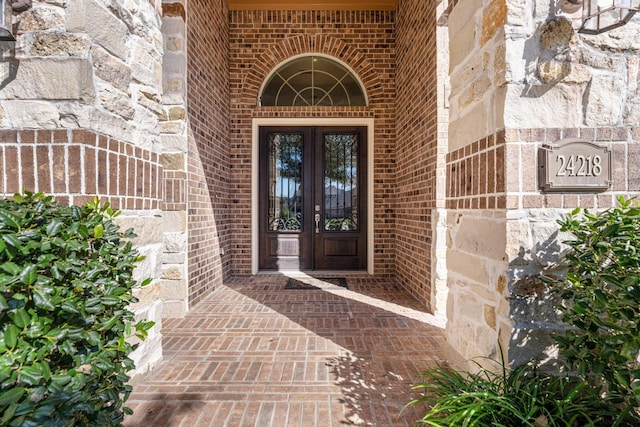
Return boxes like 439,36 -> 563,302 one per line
18,5 -> 65,32
2,100 -> 59,128
504,83 -> 581,128
584,75 -> 625,126
3,58 -> 94,100
66,0 -> 129,60
163,232 -> 186,253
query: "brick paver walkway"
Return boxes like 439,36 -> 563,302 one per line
124,274 -> 446,426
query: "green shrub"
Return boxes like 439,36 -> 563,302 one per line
0,193 -> 154,426
549,196 -> 640,416
406,354 -> 627,427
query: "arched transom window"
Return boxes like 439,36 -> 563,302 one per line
260,56 -> 367,107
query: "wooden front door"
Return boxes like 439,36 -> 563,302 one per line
258,126 -> 367,271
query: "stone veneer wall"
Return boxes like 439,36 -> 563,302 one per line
229,10 -> 395,276
181,0 -> 232,307
395,0 -> 445,312
445,0 -> 640,369
0,0 -> 167,376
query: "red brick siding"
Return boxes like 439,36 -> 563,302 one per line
229,10 -> 396,276
446,131 -> 506,209
186,0 -> 231,307
395,0 -> 439,305
0,129 -> 162,209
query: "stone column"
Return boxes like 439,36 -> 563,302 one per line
0,0 -> 167,377
445,0 -> 640,369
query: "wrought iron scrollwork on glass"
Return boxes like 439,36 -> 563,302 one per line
267,133 -> 304,232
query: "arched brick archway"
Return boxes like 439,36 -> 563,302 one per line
228,11 -> 396,277
240,34 -> 385,107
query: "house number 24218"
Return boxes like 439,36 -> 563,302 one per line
556,154 -> 603,177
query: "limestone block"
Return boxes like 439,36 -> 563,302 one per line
506,0 -> 529,27
160,133 -> 188,151
135,129 -> 160,151
450,54 -> 483,99
509,327 -> 562,368
2,100 -> 59,128
629,55 -> 639,95
449,101 -> 496,151
29,32 -> 91,57
98,86 -> 135,119
163,51 -> 186,75
18,5 -> 65,31
130,38 -> 162,86
160,152 -> 185,170
530,223 -> 564,268
91,45 -> 131,92
129,330 -> 163,377
115,212 -> 186,246
506,220 -> 532,264
66,0 -> 129,60
504,38 -> 527,83
584,75 -> 625,126
452,216 -> 506,260
159,121 -> 184,134
580,48 -> 624,72
168,106 -> 185,120
561,63 -> 592,84
136,87 -> 164,116
625,97 -> 640,127
132,244 -> 163,283
449,20 -> 477,72
457,292 -> 483,320
458,74 -> 492,110
161,264 -> 184,280
132,280 -> 162,307
536,60 -> 571,84
162,300 -> 187,318
482,0 -> 507,46
504,84 -> 581,128
162,252 -> 186,264
163,232 -> 186,253
3,58 -> 94,101
160,279 -> 187,300
510,294 -> 562,323
57,101 -> 93,128
162,16 -> 186,40
447,250 -> 490,285
88,109 -> 134,142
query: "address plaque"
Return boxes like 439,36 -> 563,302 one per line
538,140 -> 612,192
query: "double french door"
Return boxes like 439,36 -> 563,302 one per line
258,126 -> 367,271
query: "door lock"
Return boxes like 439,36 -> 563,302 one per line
314,213 -> 320,233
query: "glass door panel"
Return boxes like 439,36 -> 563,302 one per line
323,133 -> 359,231
267,133 -> 303,232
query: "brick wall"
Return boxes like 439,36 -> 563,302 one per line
185,0 -> 231,307
395,0 -> 440,306
229,10 -> 396,276
0,129 -> 162,209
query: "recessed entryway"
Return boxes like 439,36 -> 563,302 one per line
252,118 -> 375,275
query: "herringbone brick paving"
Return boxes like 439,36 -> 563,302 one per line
124,274 -> 446,426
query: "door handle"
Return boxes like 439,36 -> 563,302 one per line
314,213 -> 320,233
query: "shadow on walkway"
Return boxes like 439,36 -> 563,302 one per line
125,274 -> 446,426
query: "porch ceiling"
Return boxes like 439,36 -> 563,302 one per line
228,0 -> 396,10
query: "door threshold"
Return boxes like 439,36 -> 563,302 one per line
257,270 -> 370,276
